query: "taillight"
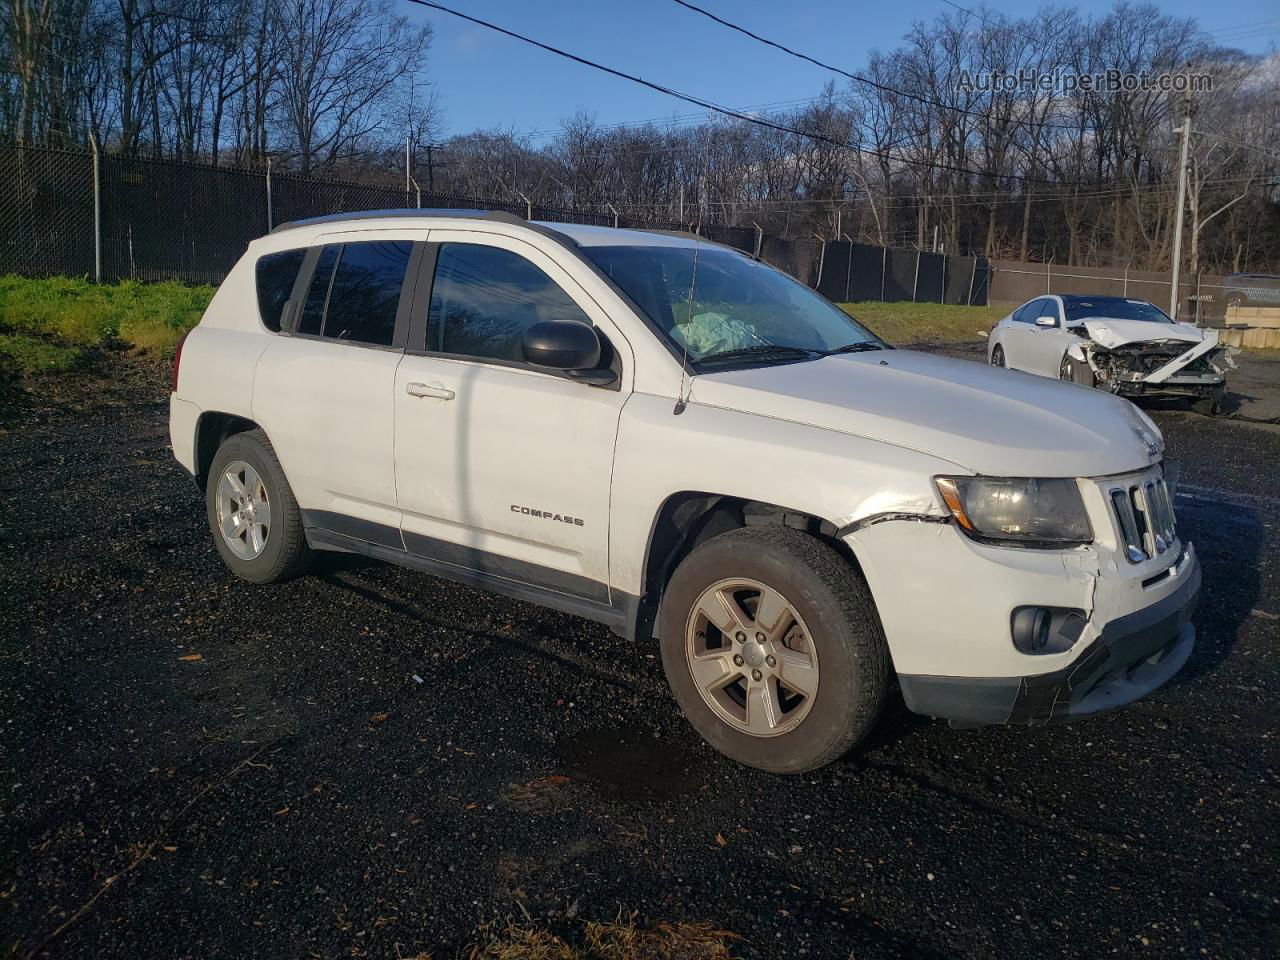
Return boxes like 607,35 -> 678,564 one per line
171,331 -> 190,393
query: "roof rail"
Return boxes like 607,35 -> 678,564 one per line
638,227 -> 739,253
270,208 -> 527,234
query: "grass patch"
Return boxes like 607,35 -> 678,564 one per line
466,917 -> 738,960
0,275 -> 214,376
0,332 -> 86,376
840,300 -> 1007,344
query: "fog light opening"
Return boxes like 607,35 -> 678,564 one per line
1011,606 -> 1086,655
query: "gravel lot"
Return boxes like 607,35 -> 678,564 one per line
2,351 -> 1277,959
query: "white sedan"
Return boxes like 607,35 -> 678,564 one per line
986,294 -> 1233,414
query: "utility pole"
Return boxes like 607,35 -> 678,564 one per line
1169,91 -> 1193,320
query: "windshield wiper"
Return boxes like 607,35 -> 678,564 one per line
818,341 -> 887,355
696,344 -> 818,366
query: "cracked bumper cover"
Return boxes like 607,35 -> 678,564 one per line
898,553 -> 1200,727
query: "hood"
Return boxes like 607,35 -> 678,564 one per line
1080,319 -> 1204,349
689,349 -> 1161,477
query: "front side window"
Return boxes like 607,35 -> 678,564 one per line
255,249 -> 306,331
1013,298 -> 1046,324
323,241 -> 412,346
581,244 -> 877,367
427,243 -> 591,362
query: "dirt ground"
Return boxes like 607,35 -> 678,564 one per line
2,352 -> 1277,959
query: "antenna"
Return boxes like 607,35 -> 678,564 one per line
674,125 -> 713,416
673,238 -> 700,415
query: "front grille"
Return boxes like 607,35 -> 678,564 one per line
1109,474 -> 1177,563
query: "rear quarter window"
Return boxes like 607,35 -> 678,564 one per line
255,249 -> 307,331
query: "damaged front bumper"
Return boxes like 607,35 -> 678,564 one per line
846,467 -> 1201,728
1075,330 -> 1235,400
898,551 -> 1199,726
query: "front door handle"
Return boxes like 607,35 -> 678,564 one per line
405,381 -> 455,400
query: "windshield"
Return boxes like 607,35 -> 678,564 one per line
581,244 -> 879,367
1064,298 -> 1173,324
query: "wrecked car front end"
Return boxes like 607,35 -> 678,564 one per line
850,462 -> 1198,728
1068,320 -> 1236,402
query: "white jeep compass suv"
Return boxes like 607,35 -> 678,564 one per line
169,210 -> 1200,773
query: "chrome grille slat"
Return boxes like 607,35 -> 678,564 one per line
1109,472 -> 1178,564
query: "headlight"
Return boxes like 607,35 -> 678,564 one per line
935,476 -> 1092,547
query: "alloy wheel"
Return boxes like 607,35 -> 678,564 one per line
684,577 -> 819,737
215,459 -> 271,560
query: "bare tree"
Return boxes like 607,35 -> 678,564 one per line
274,0 -> 430,175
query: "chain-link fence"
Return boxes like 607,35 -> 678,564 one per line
102,154 -> 270,284
815,241 -> 991,306
0,142 -> 988,306
0,144 -> 96,278
989,259 -> 1235,323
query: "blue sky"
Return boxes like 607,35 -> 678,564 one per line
408,0 -> 1280,141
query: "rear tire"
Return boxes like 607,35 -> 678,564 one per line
206,429 -> 311,584
658,526 -> 889,774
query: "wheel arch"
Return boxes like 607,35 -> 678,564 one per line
193,412 -> 262,490
631,491 -> 864,642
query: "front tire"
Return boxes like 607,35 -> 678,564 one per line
990,344 -> 1005,367
658,526 -> 889,774
206,429 -> 311,583
1059,354 -> 1096,387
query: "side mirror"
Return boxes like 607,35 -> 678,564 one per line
1034,315 -> 1058,327
521,320 -> 616,385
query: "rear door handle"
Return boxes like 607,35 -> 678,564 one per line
405,381 -> 455,400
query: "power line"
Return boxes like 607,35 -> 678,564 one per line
1194,129 -> 1280,163
671,0 -> 1082,135
402,0 -> 1060,186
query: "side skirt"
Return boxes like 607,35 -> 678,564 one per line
302,511 -> 634,637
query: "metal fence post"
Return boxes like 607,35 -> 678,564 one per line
966,258 -> 977,306
752,221 -> 763,259
880,247 -> 886,301
912,251 -> 920,302
265,157 -> 273,231
845,241 -> 853,302
1123,262 -> 1129,296
814,235 -> 826,291
1046,259 -> 1052,294
607,202 -> 619,228
518,192 -> 532,220
89,134 -> 102,283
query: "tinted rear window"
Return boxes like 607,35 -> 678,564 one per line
255,249 -> 306,331
323,241 -> 412,346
